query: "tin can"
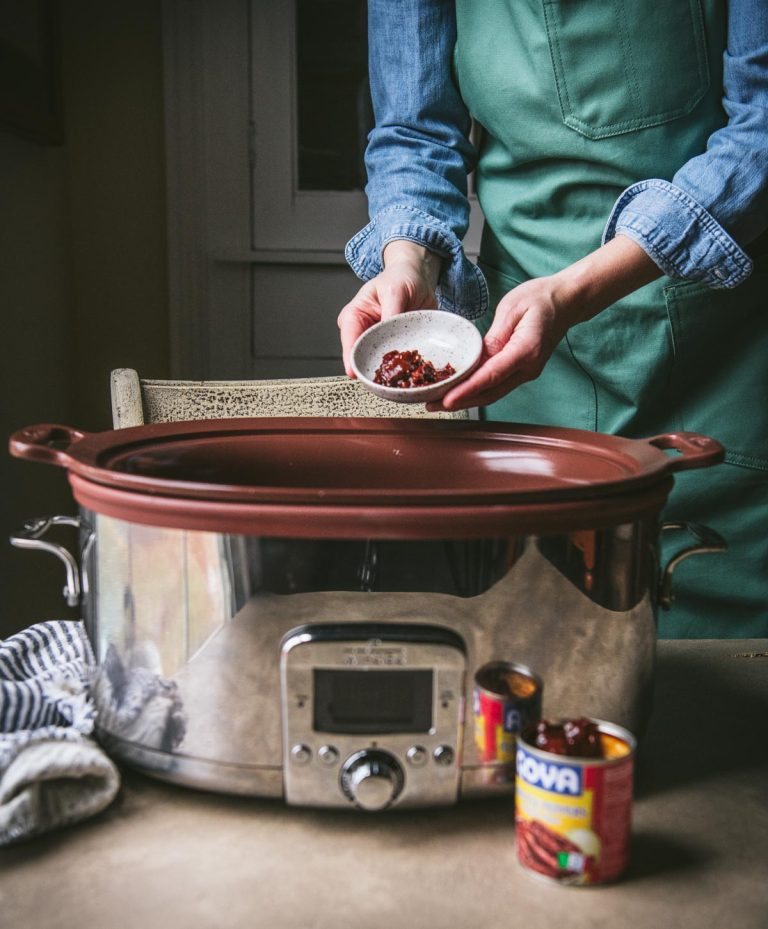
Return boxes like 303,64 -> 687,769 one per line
473,662 -> 543,764
515,719 -> 635,885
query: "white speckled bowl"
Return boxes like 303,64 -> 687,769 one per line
350,310 -> 484,404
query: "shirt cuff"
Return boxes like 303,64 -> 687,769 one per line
603,179 -> 753,289
345,205 -> 488,319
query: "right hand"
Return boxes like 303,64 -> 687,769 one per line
338,241 -> 442,377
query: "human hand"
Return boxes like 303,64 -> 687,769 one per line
426,274 -> 579,411
338,241 -> 443,377
427,235 -> 661,412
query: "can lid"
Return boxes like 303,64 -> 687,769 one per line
475,661 -> 543,699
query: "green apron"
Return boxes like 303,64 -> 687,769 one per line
454,0 -> 768,637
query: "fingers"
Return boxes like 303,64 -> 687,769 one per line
426,312 -> 551,412
337,283 -> 410,377
338,270 -> 437,378
428,370 -> 530,412
338,296 -> 377,378
426,366 -> 528,413
457,330 -> 545,404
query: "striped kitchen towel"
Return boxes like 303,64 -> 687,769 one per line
0,621 -> 119,845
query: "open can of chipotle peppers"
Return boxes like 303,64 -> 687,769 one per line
473,661 -> 543,765
515,718 -> 635,885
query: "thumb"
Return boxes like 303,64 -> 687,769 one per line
483,296 -> 525,357
377,280 -> 412,321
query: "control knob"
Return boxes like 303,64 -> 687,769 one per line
340,750 -> 404,811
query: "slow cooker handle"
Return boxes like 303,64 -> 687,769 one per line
658,522 -> 727,610
647,432 -> 725,472
8,424 -> 88,467
9,516 -> 82,608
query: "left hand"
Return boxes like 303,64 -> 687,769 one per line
427,235 -> 662,412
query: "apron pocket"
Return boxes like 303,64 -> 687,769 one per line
542,0 -> 709,139
665,263 -> 768,471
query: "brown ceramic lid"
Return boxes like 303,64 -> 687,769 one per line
9,418 -> 724,538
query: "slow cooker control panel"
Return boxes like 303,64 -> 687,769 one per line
280,624 -> 466,810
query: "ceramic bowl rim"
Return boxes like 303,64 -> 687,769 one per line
350,310 -> 484,401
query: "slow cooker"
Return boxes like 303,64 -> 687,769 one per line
10,417 -> 725,810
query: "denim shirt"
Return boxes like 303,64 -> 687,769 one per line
345,0 -> 768,318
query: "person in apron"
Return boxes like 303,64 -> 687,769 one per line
340,0 -> 768,638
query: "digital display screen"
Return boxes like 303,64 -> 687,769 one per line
313,669 -> 434,734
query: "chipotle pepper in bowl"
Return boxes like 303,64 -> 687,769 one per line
373,349 -> 456,388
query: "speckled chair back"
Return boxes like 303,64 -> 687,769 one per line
110,369 -> 470,428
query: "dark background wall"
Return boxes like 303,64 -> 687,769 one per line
0,1 -> 169,636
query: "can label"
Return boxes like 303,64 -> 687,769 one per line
473,662 -> 542,764
515,725 -> 634,885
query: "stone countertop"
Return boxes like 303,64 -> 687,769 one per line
1,639 -> 767,929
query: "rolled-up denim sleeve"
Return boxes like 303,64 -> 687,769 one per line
345,0 -> 488,318
345,205 -> 488,316
603,0 -> 768,289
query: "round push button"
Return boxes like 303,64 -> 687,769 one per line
290,744 -> 312,765
318,745 -> 339,765
406,745 -> 428,767
433,745 -> 455,766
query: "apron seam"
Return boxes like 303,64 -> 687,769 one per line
614,0 -> 642,114
564,330 -> 599,432
723,452 -> 768,472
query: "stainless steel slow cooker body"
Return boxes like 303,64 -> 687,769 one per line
10,418 -> 726,809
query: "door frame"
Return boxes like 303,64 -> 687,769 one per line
162,0 -> 483,379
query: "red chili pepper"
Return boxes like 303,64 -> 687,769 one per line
373,349 -> 455,388
534,717 -> 603,758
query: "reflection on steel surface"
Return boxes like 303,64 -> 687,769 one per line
93,642 -> 186,753
85,513 -> 657,803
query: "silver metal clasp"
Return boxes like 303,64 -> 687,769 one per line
10,515 -> 82,608
658,522 -> 727,610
